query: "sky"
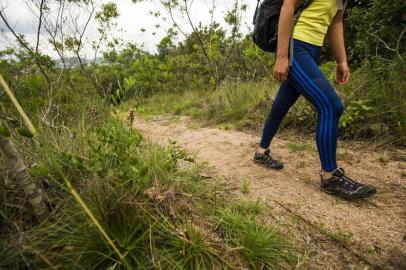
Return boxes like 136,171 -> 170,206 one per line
0,0 -> 256,59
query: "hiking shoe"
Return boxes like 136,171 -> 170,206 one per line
320,168 -> 377,200
253,149 -> 284,170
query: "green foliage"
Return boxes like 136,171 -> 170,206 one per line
339,59 -> 406,143
84,119 -> 182,189
0,120 -> 11,137
339,99 -> 373,136
345,0 -> 405,64
139,79 -> 316,133
95,2 -> 120,23
0,61 -> 300,267
1,1 -> 404,267
1,106 -> 300,269
92,66 -> 124,101
16,127 -> 34,138
101,25 -> 274,99
139,59 -> 405,144
286,142 -> 313,153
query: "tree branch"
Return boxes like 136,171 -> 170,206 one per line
182,0 -> 214,72
75,2 -> 95,70
36,0 -> 46,54
367,29 -> 404,61
0,9 -> 50,82
166,3 -> 188,39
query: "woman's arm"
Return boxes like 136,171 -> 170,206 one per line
274,0 -> 299,82
327,2 -> 349,85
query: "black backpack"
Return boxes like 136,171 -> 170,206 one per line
252,0 -> 314,52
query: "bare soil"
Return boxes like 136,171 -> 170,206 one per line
133,114 -> 406,269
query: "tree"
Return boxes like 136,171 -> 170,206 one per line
145,0 -> 248,89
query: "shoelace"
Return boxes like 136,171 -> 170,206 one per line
322,168 -> 363,191
335,174 -> 364,191
263,152 -> 278,164
336,177 -> 355,189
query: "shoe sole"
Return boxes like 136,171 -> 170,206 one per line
253,159 -> 284,170
320,187 -> 377,200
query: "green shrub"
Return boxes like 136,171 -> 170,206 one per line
339,59 -> 406,143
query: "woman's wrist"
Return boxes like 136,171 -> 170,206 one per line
276,52 -> 289,59
336,59 -> 348,66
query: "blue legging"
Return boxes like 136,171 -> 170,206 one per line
260,39 -> 344,171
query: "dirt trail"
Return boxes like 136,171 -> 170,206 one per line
133,114 -> 406,268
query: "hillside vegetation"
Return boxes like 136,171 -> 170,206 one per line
0,0 -> 404,269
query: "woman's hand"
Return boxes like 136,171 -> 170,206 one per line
274,0 -> 296,82
273,56 -> 289,82
335,62 -> 350,85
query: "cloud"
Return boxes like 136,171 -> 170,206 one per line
0,0 -> 38,34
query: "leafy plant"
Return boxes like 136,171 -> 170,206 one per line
340,100 -> 373,136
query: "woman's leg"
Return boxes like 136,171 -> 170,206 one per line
288,53 -> 344,172
259,81 -> 301,150
266,40 -> 376,199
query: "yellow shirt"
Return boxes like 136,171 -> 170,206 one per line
293,0 -> 339,46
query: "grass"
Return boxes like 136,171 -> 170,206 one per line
316,221 -> 355,248
296,161 -> 307,169
217,207 -> 301,269
135,76 -> 315,131
231,198 -> 265,216
136,78 -> 318,135
336,148 -> 354,162
285,142 -> 313,153
377,153 -> 390,164
241,178 -> 250,195
1,104 -> 303,269
158,222 -> 225,269
135,79 -> 283,130
323,226 -> 355,247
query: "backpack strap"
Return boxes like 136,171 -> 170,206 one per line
253,0 -> 261,24
289,24 -> 295,66
338,0 -> 344,10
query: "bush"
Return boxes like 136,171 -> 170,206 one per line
339,59 -> 406,143
345,0 -> 405,64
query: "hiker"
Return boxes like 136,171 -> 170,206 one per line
253,0 -> 377,200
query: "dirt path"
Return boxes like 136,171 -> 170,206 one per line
133,114 -> 406,269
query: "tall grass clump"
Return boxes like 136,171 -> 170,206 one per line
216,204 -> 300,269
